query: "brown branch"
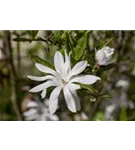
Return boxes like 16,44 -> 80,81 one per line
16,35 -> 21,75
3,31 -> 23,121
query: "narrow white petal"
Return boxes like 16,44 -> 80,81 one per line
70,75 -> 101,85
67,83 -> 81,90
49,86 -> 62,114
35,63 -> 56,75
26,101 -> 38,108
67,83 -> 81,111
27,75 -> 54,81
63,85 -> 77,113
29,83 -> 47,93
49,99 -> 59,115
54,51 -> 64,75
29,81 -> 57,93
23,109 -> 38,117
70,61 -> 87,77
41,89 -> 47,99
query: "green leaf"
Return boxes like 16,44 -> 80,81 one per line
73,38 -> 86,61
28,30 -> 38,39
85,50 -> 95,66
97,37 -> 114,49
104,37 -> 114,46
79,83 -> 98,93
99,63 -> 116,72
13,38 -> 30,42
100,94 -> 112,99
94,112 -> 104,121
53,31 -> 64,42
62,30 -> 71,39
30,55 -> 54,69
59,49 -> 65,55
65,32 -> 73,53
73,32 -> 88,61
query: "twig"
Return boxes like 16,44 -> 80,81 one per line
12,31 -> 27,37
88,98 -> 102,120
4,31 -> 23,121
16,35 -> 21,75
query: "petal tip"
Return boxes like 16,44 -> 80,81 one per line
55,51 -> 61,56
35,63 -> 39,69
41,95 -> 44,99
27,75 -> 33,79
71,110 -> 77,113
67,107 -> 77,113
27,75 -> 30,78
35,63 -> 38,65
35,63 -> 43,68
98,77 -> 101,80
29,89 -> 33,92
29,88 -> 37,93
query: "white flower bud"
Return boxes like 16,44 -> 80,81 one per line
95,46 -> 114,66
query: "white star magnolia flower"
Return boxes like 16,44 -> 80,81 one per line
27,50 -> 101,114
95,46 -> 114,66
23,99 -> 59,121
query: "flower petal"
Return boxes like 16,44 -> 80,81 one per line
70,75 -> 101,85
54,51 -> 64,75
70,61 -> 87,77
49,86 -> 62,114
41,89 -> 47,99
35,63 -> 56,75
63,85 -> 77,113
23,109 -> 38,117
26,101 -> 38,108
27,75 -> 54,81
104,47 -> 114,58
67,83 -> 81,90
29,81 -> 57,93
95,50 -> 107,65
67,83 -> 81,111
95,47 -> 114,66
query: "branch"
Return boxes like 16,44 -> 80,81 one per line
12,31 -> 27,37
4,31 -> 23,121
13,37 -> 48,43
16,35 -> 21,75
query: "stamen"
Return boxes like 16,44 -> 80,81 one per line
61,79 -> 67,88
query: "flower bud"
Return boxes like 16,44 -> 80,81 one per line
95,46 -> 114,66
